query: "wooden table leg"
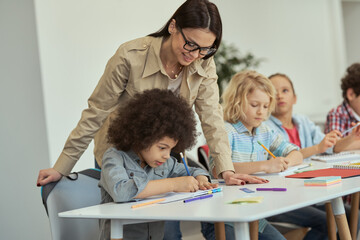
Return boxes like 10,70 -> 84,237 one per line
111,219 -> 123,240
331,197 -> 352,240
325,202 -> 337,240
215,222 -> 226,240
350,192 -> 359,240
249,220 -> 259,240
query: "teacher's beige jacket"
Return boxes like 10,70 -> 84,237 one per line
54,36 -> 234,177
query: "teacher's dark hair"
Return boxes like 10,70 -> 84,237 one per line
149,0 -> 222,59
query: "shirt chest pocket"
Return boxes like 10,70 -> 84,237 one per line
258,150 -> 269,161
126,168 -> 146,179
153,166 -> 168,179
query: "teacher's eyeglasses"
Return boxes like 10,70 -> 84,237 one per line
178,28 -> 216,56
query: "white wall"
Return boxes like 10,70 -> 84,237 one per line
34,0 -> 183,170
0,0 -> 51,239
34,0 -> 349,170
343,1 -> 360,65
217,0 -> 347,123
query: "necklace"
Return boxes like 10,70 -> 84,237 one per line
165,62 -> 183,78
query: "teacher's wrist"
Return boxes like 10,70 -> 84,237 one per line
221,170 -> 235,180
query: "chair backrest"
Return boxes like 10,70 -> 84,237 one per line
197,144 -> 210,171
41,169 -> 101,240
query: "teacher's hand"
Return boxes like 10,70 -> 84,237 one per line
222,171 -> 268,185
36,168 -> 62,187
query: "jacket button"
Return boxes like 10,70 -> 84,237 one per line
130,172 -> 134,177
191,96 -> 195,100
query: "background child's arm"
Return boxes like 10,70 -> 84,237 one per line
300,130 -> 341,158
284,150 -> 303,166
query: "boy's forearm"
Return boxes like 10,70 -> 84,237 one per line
134,179 -> 174,199
334,135 -> 360,152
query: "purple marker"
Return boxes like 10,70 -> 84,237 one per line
184,194 -> 213,203
256,188 -> 287,191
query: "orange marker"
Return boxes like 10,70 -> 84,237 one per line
257,140 -> 276,158
131,198 -> 165,209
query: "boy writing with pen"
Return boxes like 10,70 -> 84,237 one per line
98,89 -> 216,240
325,62 -> 360,150
201,70 -> 303,240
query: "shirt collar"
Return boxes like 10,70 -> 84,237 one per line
269,115 -> 283,127
232,121 -> 258,135
269,115 -> 299,128
343,101 -> 359,121
126,150 -> 141,165
142,37 -> 208,78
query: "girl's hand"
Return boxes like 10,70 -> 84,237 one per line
171,176 -> 199,192
265,157 -> 289,173
222,171 -> 268,185
195,175 -> 218,190
318,130 -> 341,152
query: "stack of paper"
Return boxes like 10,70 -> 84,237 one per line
304,176 -> 341,186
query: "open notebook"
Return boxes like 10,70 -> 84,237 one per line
140,187 -> 222,204
252,163 -> 311,176
311,152 -> 360,163
333,161 -> 360,169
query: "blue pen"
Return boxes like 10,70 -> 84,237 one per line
180,152 -> 191,176
342,122 -> 360,135
184,194 -> 213,203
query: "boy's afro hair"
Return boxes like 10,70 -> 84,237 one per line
107,89 -> 198,152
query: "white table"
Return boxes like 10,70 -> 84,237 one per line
59,173 -> 360,240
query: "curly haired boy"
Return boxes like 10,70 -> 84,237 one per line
98,89 -> 216,240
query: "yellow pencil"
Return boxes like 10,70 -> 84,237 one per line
131,198 -> 165,209
257,140 -> 276,158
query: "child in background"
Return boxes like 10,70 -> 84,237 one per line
215,70 -> 303,175
267,73 -> 358,159
99,89 -> 217,240
325,63 -> 360,150
266,72 -> 360,239
202,70 -> 303,240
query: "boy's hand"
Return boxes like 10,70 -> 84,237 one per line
265,157 -> 289,173
172,176 -> 199,192
195,175 -> 218,190
318,130 -> 341,152
222,171 -> 268,185
349,122 -> 360,138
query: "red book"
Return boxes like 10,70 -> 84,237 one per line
286,168 -> 360,179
